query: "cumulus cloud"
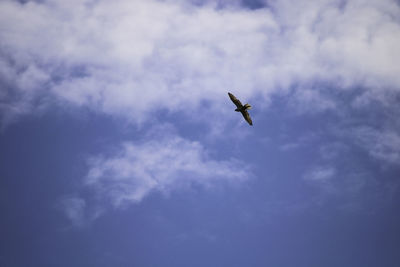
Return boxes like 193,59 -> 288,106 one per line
84,134 -> 250,207
0,0 -> 276,124
1,0 -> 399,124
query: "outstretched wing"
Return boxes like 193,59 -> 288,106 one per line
241,110 -> 253,125
228,92 -> 243,108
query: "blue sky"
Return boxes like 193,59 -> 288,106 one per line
1,0 -> 400,266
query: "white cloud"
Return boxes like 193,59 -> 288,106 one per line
1,0 -> 399,124
289,87 -> 337,113
0,0 -> 276,123
60,197 -> 87,227
353,126 -> 400,164
85,133 -> 250,207
304,166 -> 336,182
303,166 -> 341,207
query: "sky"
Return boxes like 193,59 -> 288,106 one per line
1,0 -> 400,266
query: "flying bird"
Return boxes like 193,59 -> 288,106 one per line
228,92 -> 253,125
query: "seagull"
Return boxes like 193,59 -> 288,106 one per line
228,92 -> 253,125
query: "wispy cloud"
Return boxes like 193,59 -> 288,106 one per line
353,126 -> 400,164
304,166 -> 336,182
60,197 -> 87,227
303,165 -> 338,207
84,133 -> 250,208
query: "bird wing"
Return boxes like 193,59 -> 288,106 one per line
228,92 -> 243,108
241,110 -> 253,125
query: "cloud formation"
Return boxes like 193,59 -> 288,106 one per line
2,0 -> 400,220
353,126 -> 400,164
60,196 -> 87,227
1,0 -> 399,124
85,134 -> 249,207
304,166 -> 336,182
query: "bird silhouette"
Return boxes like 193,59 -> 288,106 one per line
228,92 -> 253,125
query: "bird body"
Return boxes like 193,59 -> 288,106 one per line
228,92 -> 253,125
235,103 -> 252,112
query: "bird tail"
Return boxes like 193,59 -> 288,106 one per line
244,103 -> 252,110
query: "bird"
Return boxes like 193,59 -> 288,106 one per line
228,92 -> 253,125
